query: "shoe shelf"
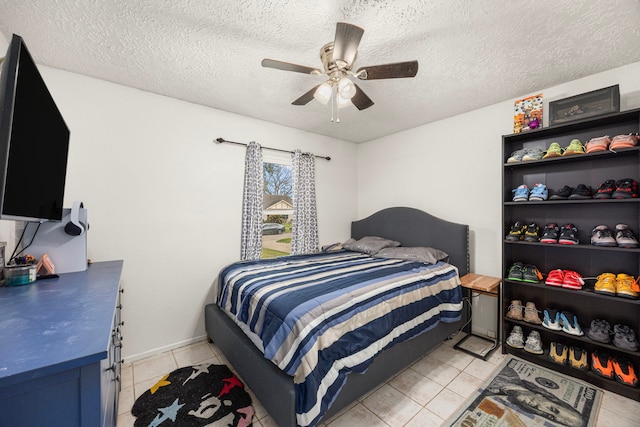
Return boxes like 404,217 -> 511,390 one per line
502,108 -> 640,401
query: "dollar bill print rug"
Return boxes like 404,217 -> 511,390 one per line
132,363 -> 254,426
445,357 -> 602,427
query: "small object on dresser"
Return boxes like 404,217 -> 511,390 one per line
4,263 -> 37,286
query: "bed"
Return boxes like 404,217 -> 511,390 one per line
204,207 -> 469,427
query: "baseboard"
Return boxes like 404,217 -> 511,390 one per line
122,334 -> 208,363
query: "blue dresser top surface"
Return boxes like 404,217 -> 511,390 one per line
0,260 -> 123,386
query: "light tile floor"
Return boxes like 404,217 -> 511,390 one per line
117,333 -> 640,426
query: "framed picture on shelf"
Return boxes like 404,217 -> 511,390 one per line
513,93 -> 543,133
549,85 -> 620,126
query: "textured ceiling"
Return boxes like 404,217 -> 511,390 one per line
1,1 -> 639,143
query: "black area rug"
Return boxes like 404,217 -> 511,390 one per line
132,363 -> 254,426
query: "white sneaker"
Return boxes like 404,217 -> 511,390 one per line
524,331 -> 544,354
506,325 -> 524,349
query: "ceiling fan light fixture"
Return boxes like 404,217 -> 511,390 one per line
338,78 -> 356,99
313,82 -> 332,105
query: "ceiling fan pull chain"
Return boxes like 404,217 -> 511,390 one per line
334,84 -> 340,123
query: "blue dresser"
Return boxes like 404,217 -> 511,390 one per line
0,260 -> 124,427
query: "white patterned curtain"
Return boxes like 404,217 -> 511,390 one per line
240,141 -> 263,260
290,150 -> 318,255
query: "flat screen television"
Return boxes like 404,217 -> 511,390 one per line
0,34 -> 69,222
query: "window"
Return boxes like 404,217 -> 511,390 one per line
262,153 -> 292,258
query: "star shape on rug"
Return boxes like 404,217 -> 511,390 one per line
150,373 -> 171,394
149,398 -> 184,427
182,363 -> 211,385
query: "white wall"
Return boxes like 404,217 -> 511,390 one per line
357,60 -> 640,337
8,67 -> 358,360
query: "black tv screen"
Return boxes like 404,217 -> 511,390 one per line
0,34 -> 69,222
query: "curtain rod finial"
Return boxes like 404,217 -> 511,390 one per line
215,137 -> 225,143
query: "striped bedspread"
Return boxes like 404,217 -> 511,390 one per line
217,250 -> 463,427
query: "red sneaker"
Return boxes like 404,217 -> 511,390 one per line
592,352 -> 614,379
562,270 -> 584,290
545,269 -> 564,287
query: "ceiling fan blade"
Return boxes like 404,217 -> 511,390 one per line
351,83 -> 374,110
332,22 -> 364,68
356,60 -> 419,80
292,85 -> 320,106
261,58 -> 322,75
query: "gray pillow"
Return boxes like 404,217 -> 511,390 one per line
342,236 -> 401,255
373,246 -> 449,265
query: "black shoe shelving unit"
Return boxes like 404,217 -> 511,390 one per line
501,108 -> 640,401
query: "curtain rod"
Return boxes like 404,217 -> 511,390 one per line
214,138 -> 331,161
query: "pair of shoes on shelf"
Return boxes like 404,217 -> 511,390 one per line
594,273 -> 639,298
594,178 -> 639,199
584,134 -> 639,153
550,184 -> 593,199
511,183 -> 548,201
507,262 -> 543,283
506,300 -> 542,324
505,221 -> 540,242
591,224 -> 639,248
545,269 -> 584,289
592,352 -> 639,387
506,326 -> 543,354
507,146 -> 545,163
548,342 -> 588,370
541,223 -> 579,244
587,320 -> 639,350
542,309 -> 583,335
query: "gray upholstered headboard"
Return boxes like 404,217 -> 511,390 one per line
351,207 -> 469,276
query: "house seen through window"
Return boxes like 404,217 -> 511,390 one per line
262,161 -> 292,258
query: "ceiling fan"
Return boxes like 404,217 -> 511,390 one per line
261,22 -> 418,122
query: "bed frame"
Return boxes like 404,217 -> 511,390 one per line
205,207 -> 469,426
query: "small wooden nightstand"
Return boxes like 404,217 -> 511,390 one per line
454,273 -> 501,360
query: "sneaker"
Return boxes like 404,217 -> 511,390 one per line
563,139 -> 586,156
613,358 -> 639,387
523,222 -> 540,242
585,135 -> 611,153
568,184 -> 593,200
558,224 -> 579,245
507,262 -> 524,281
560,311 -> 584,336
587,319 -> 612,343
542,142 -> 564,159
545,269 -> 564,287
562,270 -> 584,290
549,185 -> 573,200
522,146 -> 545,161
529,183 -> 548,201
593,179 -> 616,199
613,324 -> 639,351
592,352 -> 614,379
610,134 -> 639,151
505,221 -> 526,241
523,302 -> 542,324
512,184 -> 530,202
568,347 -> 589,371
542,309 -> 562,330
615,224 -> 639,248
506,300 -> 524,320
540,223 -> 560,243
591,225 -> 617,247
522,265 -> 543,283
524,330 -> 544,354
548,342 -> 568,365
612,178 -> 639,199
594,272 -> 617,296
507,148 -> 529,163
616,273 -> 639,299
506,325 -> 524,349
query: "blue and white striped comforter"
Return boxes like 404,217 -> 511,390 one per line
217,250 -> 463,427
